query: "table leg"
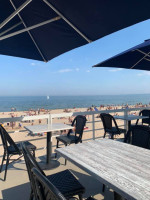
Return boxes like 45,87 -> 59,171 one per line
114,192 -> 125,200
46,131 -> 51,164
39,131 -> 60,170
128,120 -> 131,131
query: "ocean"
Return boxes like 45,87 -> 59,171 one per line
0,94 -> 150,112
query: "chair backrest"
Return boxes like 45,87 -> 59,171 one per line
100,113 -> 119,132
0,124 -> 21,154
124,125 -> 150,149
138,109 -> 150,125
22,142 -> 45,198
32,168 -> 66,200
67,115 -> 87,142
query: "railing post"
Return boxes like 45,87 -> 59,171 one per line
124,108 -> 128,130
47,114 -> 52,124
92,114 -> 95,140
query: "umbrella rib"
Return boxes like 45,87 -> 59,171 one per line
144,58 -> 150,62
130,50 -> 150,69
135,49 -> 150,58
0,0 -> 32,29
42,0 -> 92,43
9,0 -> 47,62
0,17 -> 61,40
0,22 -> 22,37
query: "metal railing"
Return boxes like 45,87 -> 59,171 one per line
0,107 -> 149,141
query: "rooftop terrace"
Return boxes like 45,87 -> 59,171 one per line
0,107 -> 147,200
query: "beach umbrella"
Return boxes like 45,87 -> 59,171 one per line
93,39 -> 150,71
1,0 -> 150,62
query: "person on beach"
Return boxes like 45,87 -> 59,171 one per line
19,122 -> 22,128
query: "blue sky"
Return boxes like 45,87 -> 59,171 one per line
1,19 -> 150,96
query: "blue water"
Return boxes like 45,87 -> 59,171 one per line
0,94 -> 150,112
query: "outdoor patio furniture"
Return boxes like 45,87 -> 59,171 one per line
0,125 -> 36,181
56,139 -> 150,200
124,125 -> 150,149
114,114 -> 149,131
25,123 -> 72,169
136,109 -> 150,126
32,167 -> 66,200
22,143 -> 85,200
55,115 -> 86,164
100,113 -> 126,139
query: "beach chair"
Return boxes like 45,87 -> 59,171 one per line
100,113 -> 126,139
22,143 -> 85,200
136,109 -> 150,126
55,115 -> 87,164
31,167 -> 66,200
0,125 -> 36,181
124,125 -> 150,149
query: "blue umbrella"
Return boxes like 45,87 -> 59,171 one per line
0,0 -> 150,62
93,39 -> 150,71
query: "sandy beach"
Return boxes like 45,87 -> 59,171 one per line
0,104 -> 145,163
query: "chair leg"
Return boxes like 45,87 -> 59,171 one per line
29,190 -> 34,200
65,143 -> 67,165
0,152 -> 6,173
103,132 -> 106,138
78,194 -> 83,200
114,191 -> 125,200
4,155 -> 9,181
111,134 -> 114,139
32,150 -> 35,158
102,184 -> 105,192
55,140 -> 59,158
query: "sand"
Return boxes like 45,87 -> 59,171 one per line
0,104 -> 143,163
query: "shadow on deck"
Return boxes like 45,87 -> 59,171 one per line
0,156 -> 114,200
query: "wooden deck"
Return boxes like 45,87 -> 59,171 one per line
0,155 -> 117,200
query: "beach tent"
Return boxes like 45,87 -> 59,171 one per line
0,0 -> 150,62
93,39 -> 150,71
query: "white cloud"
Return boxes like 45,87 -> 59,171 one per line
58,68 -> 73,73
54,68 -> 80,74
108,68 -> 123,72
86,70 -> 91,73
137,71 -> 150,76
75,68 -> 80,71
31,62 -> 36,66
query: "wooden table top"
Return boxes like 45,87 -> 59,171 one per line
56,139 -> 150,200
24,123 -> 72,134
114,115 -> 148,121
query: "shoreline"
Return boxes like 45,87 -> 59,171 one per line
0,104 -> 146,166
0,104 -> 146,132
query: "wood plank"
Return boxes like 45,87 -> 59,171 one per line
56,139 -> 150,200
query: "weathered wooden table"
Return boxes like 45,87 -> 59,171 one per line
56,139 -> 150,200
25,123 -> 72,169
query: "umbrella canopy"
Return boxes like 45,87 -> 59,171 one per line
1,0 -> 150,62
93,39 -> 150,71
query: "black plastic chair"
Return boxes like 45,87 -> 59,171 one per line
22,143 -> 85,200
136,109 -> 150,126
55,115 -> 86,164
0,125 -> 36,181
32,167 -> 66,200
100,113 -> 126,139
124,125 -> 150,149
